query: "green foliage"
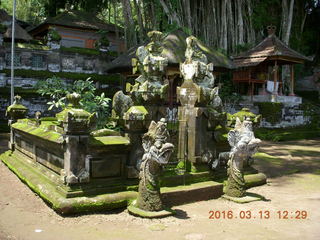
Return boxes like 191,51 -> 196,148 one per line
95,30 -> 110,48
60,46 -> 100,55
47,28 -> 61,42
0,69 -> 120,85
37,77 -> 111,128
300,100 -> 320,128
218,72 -> 242,105
252,0 -> 281,31
255,102 -> 283,124
0,23 -> 7,33
255,127 -> 320,142
235,43 -> 253,54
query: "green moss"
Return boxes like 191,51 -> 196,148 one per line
0,69 -> 121,85
313,169 -> 320,175
0,87 -> 39,96
0,150 -> 138,215
126,106 -> 148,115
255,127 -> 320,142
60,46 -> 99,55
253,152 -> 283,165
90,128 -> 121,137
6,103 -> 28,112
16,42 -> 50,50
231,108 -> 258,122
255,102 -> 283,124
89,136 -> 130,146
244,173 -> 267,188
12,120 -> 63,143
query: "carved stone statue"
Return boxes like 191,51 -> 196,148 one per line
176,36 -> 225,171
129,31 -> 168,103
180,36 -> 216,105
136,118 -> 174,211
224,117 -> 262,197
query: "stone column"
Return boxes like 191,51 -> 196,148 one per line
6,96 -> 28,150
58,93 -> 96,185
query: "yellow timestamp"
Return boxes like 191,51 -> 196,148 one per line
208,210 -> 308,219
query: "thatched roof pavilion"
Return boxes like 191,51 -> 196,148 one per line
107,29 -> 234,75
232,26 -> 312,97
0,9 -> 33,42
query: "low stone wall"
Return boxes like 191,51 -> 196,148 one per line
225,96 -> 310,128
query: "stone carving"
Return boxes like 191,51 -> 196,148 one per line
224,117 -> 261,197
129,31 -> 168,103
112,90 -> 134,119
136,118 -> 174,211
6,95 -> 28,120
180,36 -> 216,105
176,36 -> 224,171
58,93 -> 96,185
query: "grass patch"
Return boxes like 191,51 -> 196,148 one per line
254,152 -> 283,166
255,127 -> 320,142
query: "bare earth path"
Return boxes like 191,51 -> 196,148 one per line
0,133 -> 319,240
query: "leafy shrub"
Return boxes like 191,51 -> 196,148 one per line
37,76 -> 111,128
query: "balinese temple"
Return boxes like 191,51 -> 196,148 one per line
107,29 -> 234,106
232,26 -> 312,100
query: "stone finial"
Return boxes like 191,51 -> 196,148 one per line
267,25 -> 276,36
6,95 -> 28,120
66,92 -> 81,108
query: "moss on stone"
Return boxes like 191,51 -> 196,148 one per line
244,173 -> 267,188
0,151 -> 137,215
0,69 -> 120,85
12,121 -> 63,143
126,106 -> 148,115
89,136 -> 130,146
90,128 -> 121,137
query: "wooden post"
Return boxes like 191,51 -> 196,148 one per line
273,60 -> 278,95
289,64 -> 295,96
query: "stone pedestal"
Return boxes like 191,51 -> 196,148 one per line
6,96 -> 28,151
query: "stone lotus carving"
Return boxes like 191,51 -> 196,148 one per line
224,117 -> 262,197
137,118 -> 174,211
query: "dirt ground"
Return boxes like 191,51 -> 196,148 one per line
0,133 -> 319,240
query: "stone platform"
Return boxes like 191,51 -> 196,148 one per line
0,150 -> 267,215
128,200 -> 175,218
221,193 -> 265,203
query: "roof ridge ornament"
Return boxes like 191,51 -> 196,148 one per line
267,25 -> 276,37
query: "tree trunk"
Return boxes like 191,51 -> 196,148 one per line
121,0 -> 137,50
220,0 -> 228,50
283,0 -> 295,45
237,0 -> 244,46
113,0 -> 120,54
159,0 -> 182,27
183,0 -> 192,32
133,0 -> 145,42
227,1 -> 235,52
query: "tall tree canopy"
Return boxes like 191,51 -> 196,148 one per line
0,0 -> 319,61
